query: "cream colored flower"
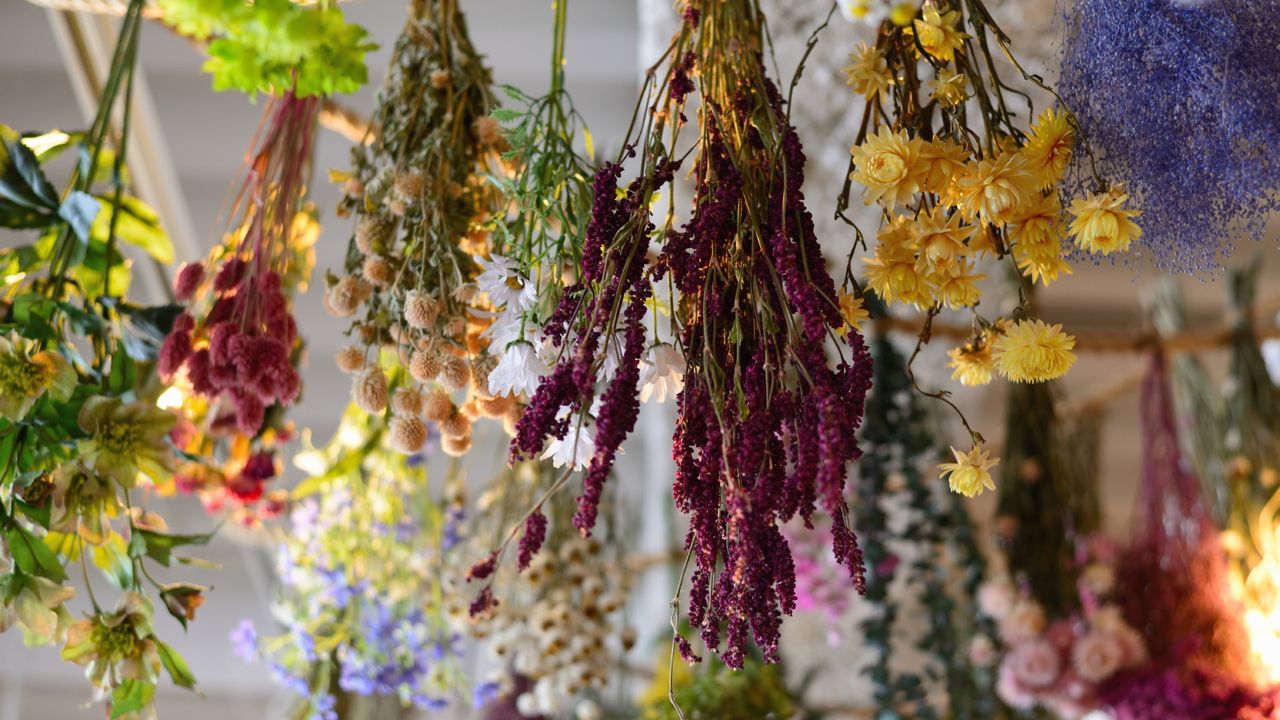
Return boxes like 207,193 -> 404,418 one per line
850,127 -> 926,209
939,444 -> 999,497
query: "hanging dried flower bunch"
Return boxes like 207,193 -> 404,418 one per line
505,0 -> 874,668
835,0 -> 1140,477
157,0 -> 373,522
332,0 -> 511,457
0,1 -> 210,713
234,404 -> 468,717
466,463 -> 633,718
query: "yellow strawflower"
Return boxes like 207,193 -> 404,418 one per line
928,259 -> 984,309
1022,108 -> 1075,189
939,445 -> 999,498
992,319 -> 1077,382
912,205 -> 976,273
845,43 -> 893,101
850,127 -> 926,209
864,217 -> 930,307
1010,192 -> 1072,286
950,151 -> 1038,227
1068,185 -> 1143,256
906,3 -> 968,63
838,290 -> 871,334
929,69 -> 967,106
918,138 -> 971,195
947,340 -> 994,386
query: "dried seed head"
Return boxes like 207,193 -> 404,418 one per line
361,255 -> 394,287
441,431 -> 472,457
335,346 -> 366,374
430,69 -> 450,89
422,389 -> 454,421
439,410 -> 471,439
391,386 -> 426,416
352,368 -> 389,414
404,290 -> 440,330
394,171 -> 425,202
410,349 -> 442,383
355,215 -> 394,255
389,415 -> 428,454
324,276 -> 370,318
473,116 -> 500,145
439,355 -> 472,391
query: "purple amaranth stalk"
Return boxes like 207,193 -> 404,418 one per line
506,0 -> 873,667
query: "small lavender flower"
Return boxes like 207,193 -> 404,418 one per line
229,619 -> 258,662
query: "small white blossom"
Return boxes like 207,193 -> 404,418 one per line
476,254 -> 536,310
599,331 -> 626,381
488,341 -> 549,397
542,420 -> 596,470
639,343 -> 686,403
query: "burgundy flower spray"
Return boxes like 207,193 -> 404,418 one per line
506,0 -> 874,667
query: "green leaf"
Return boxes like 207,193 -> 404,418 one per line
4,526 -> 66,582
59,191 -> 101,244
106,350 -> 137,395
14,496 -> 51,530
20,130 -> 78,162
156,640 -> 198,690
129,527 -> 216,567
115,302 -> 183,361
92,195 -> 173,264
0,125 -> 59,214
110,679 -> 155,719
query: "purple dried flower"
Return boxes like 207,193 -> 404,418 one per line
516,509 -> 547,571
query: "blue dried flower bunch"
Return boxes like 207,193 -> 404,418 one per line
1059,0 -> 1280,270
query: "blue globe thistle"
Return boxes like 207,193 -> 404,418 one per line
1059,0 -> 1280,271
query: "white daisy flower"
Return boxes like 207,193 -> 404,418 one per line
476,254 -> 536,310
639,343 -> 686,403
542,419 -> 596,470
483,306 -> 532,350
488,341 -> 550,397
599,331 -> 627,381
838,0 -> 888,25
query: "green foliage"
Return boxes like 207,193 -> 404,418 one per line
157,0 -> 375,98
642,657 -> 797,720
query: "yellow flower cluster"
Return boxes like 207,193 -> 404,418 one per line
851,109 -> 1141,303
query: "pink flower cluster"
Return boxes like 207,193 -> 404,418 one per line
783,521 -> 853,645
160,259 -> 301,436
977,540 -> 1147,720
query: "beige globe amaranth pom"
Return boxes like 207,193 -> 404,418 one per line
476,393 -> 515,419
335,346 -> 365,374
473,116 -> 500,145
324,276 -> 370,318
410,349 -> 442,383
460,399 -> 481,421
441,431 -> 472,457
394,171 -> 425,203
361,256 -> 394,287
392,386 -> 426,417
439,355 -> 472,392
389,415 -> 428,454
422,389 -> 454,422
352,368 -> 389,414
403,290 -> 440,330
355,215 -> 394,255
438,410 -> 471,439
471,355 -> 499,391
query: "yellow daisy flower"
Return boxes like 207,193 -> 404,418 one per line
1068,185 -> 1143,256
912,205 -> 976,273
949,151 -> 1038,227
864,217 -> 929,307
906,3 -> 969,63
928,259 -> 985,309
844,43 -> 893,101
918,137 -> 971,195
929,68 -> 967,106
1016,251 -> 1074,287
1021,108 -> 1075,189
939,445 -> 999,497
850,127 -> 926,209
991,319 -> 1077,382
946,340 -> 994,386
838,290 -> 871,334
